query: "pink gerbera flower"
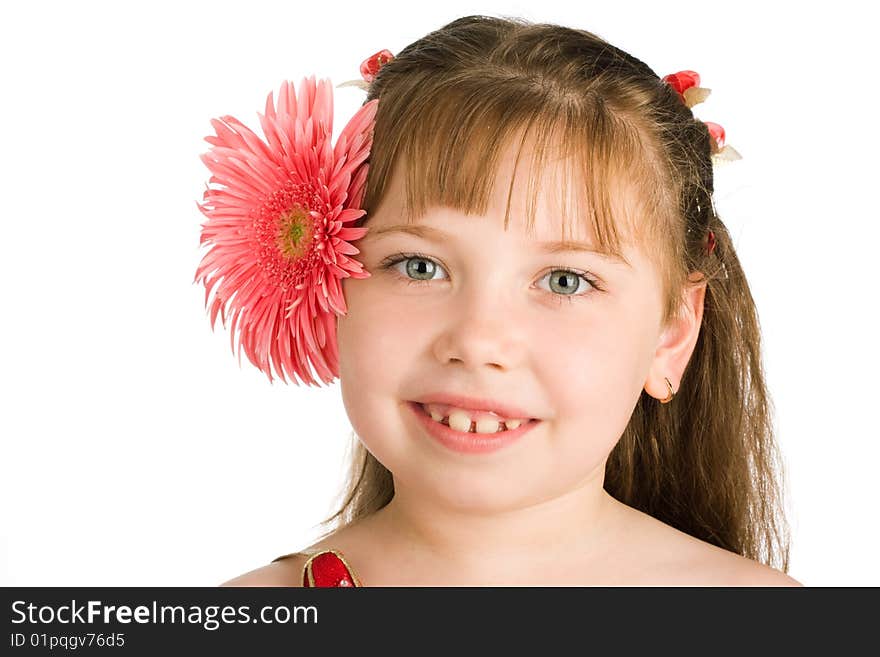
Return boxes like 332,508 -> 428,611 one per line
194,77 -> 378,386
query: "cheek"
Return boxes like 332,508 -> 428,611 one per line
336,277 -> 414,454
337,276 -> 416,383
539,310 -> 646,390
537,308 -> 651,454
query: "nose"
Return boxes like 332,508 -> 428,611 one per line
431,281 -> 527,371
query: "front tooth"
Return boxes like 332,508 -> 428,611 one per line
475,417 -> 502,434
447,410 -> 474,433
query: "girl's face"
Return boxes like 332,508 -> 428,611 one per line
336,141 -> 682,514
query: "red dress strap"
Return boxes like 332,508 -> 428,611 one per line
302,549 -> 362,587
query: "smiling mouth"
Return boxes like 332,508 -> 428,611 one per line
412,401 -> 534,434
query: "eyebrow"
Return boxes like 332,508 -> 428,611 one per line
365,224 -> 631,267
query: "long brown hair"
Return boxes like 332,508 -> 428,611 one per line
315,15 -> 791,571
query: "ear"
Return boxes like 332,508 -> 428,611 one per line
644,272 -> 707,401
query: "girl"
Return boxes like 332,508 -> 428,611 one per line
203,15 -> 800,586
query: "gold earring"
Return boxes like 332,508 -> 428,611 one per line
660,377 -> 676,403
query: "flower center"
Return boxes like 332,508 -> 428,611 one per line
277,204 -> 313,260
253,181 -> 324,291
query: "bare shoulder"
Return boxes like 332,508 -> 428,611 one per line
669,534 -> 803,587
218,529 -> 358,587
722,556 -> 804,587
219,552 -> 309,587
612,500 -> 803,586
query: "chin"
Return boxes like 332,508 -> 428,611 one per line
392,459 -> 544,512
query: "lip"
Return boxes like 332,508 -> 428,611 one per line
407,401 -> 539,455
410,393 -> 537,421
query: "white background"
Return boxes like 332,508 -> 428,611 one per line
1,0 -> 877,586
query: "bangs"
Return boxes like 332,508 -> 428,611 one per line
360,76 -> 672,262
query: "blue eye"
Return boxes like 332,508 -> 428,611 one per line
377,252 -> 603,305
381,253 -> 447,283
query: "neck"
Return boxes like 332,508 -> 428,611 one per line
368,474 -> 621,580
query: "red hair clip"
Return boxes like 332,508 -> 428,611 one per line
338,48 -> 395,90
360,49 -> 394,83
661,70 -> 741,164
706,230 -> 717,256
